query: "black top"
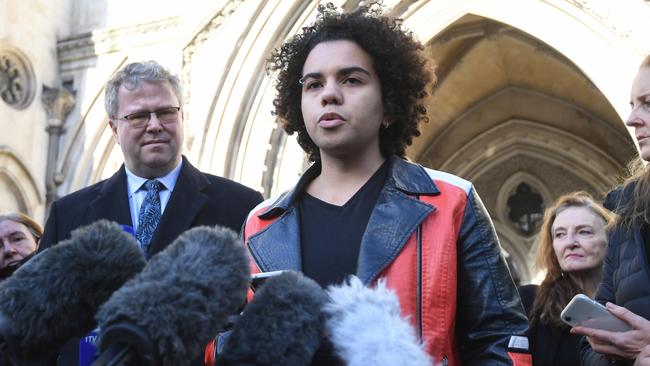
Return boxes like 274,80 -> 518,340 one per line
642,223 -> 650,267
581,184 -> 650,365
298,160 -> 388,366
519,284 -> 582,366
298,160 -> 389,288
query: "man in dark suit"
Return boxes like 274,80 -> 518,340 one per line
38,60 -> 263,365
40,60 -> 263,254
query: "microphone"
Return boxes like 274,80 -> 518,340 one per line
93,225 -> 250,366
0,220 -> 146,362
324,276 -> 433,366
217,271 -> 328,366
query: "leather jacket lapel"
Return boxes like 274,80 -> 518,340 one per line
356,185 -> 434,284
248,163 -> 321,272
356,157 -> 439,285
247,207 -> 302,272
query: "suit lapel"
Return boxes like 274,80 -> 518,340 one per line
147,158 -> 209,256
87,167 -> 132,226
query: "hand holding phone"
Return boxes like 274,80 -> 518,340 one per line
561,294 -> 632,332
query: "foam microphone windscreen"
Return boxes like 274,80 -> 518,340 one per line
95,225 -> 250,366
218,271 -> 328,366
324,276 -> 433,366
0,220 -> 146,361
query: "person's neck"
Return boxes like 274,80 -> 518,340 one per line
307,149 -> 386,206
569,268 -> 602,298
127,157 -> 181,180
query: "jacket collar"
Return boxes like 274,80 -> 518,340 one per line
147,156 -> 210,256
89,166 -> 132,226
258,156 -> 439,220
90,156 -> 211,257
249,156 -> 439,284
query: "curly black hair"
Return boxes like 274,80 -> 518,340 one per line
267,1 -> 436,161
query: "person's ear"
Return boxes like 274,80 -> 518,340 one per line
109,119 -> 120,144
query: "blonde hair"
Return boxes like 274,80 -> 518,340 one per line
0,212 -> 43,243
530,191 -> 614,327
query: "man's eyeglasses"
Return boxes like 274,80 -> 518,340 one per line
115,107 -> 181,128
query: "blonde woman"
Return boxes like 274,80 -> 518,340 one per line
519,191 -> 613,366
574,55 -> 650,365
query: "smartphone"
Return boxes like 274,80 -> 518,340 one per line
560,294 -> 632,332
250,270 -> 288,291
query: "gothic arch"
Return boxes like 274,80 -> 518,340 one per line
182,1 -> 316,195
0,148 -> 43,216
402,0 -> 645,121
51,0 -> 647,203
218,0 -> 643,196
493,172 -> 552,283
432,118 -> 620,282
439,118 -> 620,193
55,58 -> 128,194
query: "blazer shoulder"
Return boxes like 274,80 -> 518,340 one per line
421,166 -> 473,195
52,179 -> 107,208
202,173 -> 262,197
52,167 -> 125,207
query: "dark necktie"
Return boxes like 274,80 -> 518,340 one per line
136,179 -> 164,255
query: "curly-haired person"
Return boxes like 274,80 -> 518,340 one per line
242,3 -> 532,365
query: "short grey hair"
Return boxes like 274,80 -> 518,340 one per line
104,61 -> 183,117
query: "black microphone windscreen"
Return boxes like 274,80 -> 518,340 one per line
218,271 -> 328,366
96,225 -> 250,366
0,220 -> 146,360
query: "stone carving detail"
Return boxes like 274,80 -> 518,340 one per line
0,49 -> 35,109
41,85 -> 76,208
42,85 -> 76,129
57,17 -> 181,71
181,0 -> 245,108
564,0 -> 633,38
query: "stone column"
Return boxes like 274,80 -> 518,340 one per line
41,85 -> 75,211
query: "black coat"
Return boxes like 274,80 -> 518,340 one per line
37,156 -> 263,366
580,184 -> 650,366
519,284 -> 581,366
40,156 -> 263,255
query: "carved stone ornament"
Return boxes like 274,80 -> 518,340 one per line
0,48 -> 36,109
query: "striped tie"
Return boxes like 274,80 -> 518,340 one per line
136,179 -> 164,255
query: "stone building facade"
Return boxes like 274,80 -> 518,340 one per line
1,0 -> 649,282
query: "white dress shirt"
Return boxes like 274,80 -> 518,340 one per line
124,160 -> 183,231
